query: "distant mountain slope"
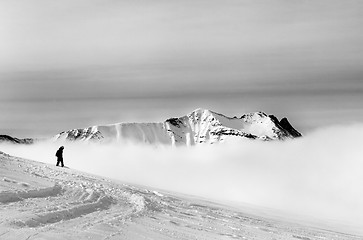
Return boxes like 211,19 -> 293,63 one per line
53,108 -> 302,146
0,135 -> 34,144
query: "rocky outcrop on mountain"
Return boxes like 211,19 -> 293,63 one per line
53,108 -> 302,146
278,117 -> 302,138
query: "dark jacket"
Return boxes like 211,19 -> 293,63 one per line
56,148 -> 63,158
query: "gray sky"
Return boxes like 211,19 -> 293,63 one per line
1,0 -> 363,137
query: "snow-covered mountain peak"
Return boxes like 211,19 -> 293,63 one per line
53,108 -> 302,145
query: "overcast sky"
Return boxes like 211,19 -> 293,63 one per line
1,0 -> 363,137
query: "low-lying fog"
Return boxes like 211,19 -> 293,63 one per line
1,124 -> 363,234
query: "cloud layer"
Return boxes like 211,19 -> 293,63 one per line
1,123 -> 363,234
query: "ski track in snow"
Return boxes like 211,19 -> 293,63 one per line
0,184 -> 62,204
0,152 -> 362,240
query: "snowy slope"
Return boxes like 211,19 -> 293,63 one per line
53,108 -> 302,145
1,151 -> 357,239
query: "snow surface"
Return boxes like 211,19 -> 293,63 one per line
0,151 -> 360,240
53,108 -> 300,145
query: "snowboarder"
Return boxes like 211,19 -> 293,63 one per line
55,146 -> 65,167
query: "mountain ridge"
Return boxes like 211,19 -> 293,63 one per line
0,135 -> 34,145
53,108 -> 302,146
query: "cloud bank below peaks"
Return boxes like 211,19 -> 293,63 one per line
1,123 -> 363,234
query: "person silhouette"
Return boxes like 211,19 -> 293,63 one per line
55,146 -> 65,167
